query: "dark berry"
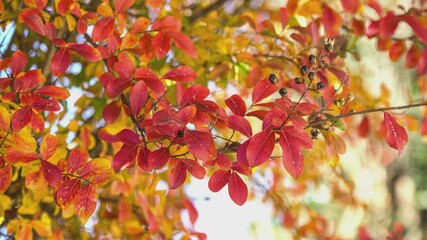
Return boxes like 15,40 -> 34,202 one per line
269,74 -> 277,84
308,71 -> 315,81
317,82 -> 325,89
300,65 -> 308,76
295,77 -> 304,84
318,60 -> 325,68
309,55 -> 316,65
279,88 -> 287,96
177,130 -> 184,138
325,44 -> 333,52
310,129 -> 319,139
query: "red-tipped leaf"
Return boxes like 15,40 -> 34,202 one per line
162,66 -> 197,82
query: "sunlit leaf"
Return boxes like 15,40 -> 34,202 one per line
152,31 -> 171,59
246,130 -> 275,167
184,130 -> 216,162
226,115 -> 252,138
252,79 -> 276,103
152,16 -> 181,32
41,160 -> 62,187
383,112 -> 408,155
162,66 -> 197,83
92,17 -> 114,42
18,8 -> 46,36
74,184 -> 97,220
225,94 -> 247,116
40,134 -> 58,160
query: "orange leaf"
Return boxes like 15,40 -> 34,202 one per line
0,165 -> 12,194
322,6 -> 342,37
55,177 -> 80,208
68,43 -> 101,62
0,105 -> 11,131
57,0 -> 74,16
31,220 -> 52,237
5,150 -> 38,164
74,184 -> 97,220
405,43 -> 420,68
40,134 -> 58,160
131,17 -> 151,33
183,199 -> 198,225
51,48 -> 71,76
323,130 -> 347,154
66,149 -> 89,173
80,158 -> 114,185
18,8 -> 46,36
34,85 -> 70,99
114,0 -> 134,14
14,69 -> 45,92
389,41 -> 406,62
25,169 -> 47,191
120,32 -> 139,50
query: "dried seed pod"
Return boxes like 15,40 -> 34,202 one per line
317,82 -> 325,89
295,77 -> 304,84
300,65 -> 308,76
279,88 -> 287,96
309,55 -> 316,65
269,74 -> 277,84
308,71 -> 315,81
310,129 -> 319,139
318,60 -> 326,68
325,44 -> 333,52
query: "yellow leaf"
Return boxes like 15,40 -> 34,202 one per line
297,0 -> 322,17
66,13 -> 76,31
11,130 -> 37,152
31,220 -> 52,237
0,105 -> 10,131
54,16 -> 65,29
97,2 -> 114,17
322,130 -> 347,154
120,32 -> 139,50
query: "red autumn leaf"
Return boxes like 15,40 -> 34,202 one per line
367,0 -> 382,16
30,112 -> 44,132
68,43 -> 101,62
279,7 -> 289,29
52,48 -> 71,76
225,94 -> 247,116
152,31 -> 172,59
169,32 -> 197,58
322,6 -> 342,37
148,147 -> 170,169
226,115 -> 252,138
169,160 -> 187,189
12,106 -> 33,131
32,99 -> 61,112
366,20 -> 380,38
379,12 -> 400,39
57,0 -> 74,15
216,153 -> 232,169
66,149 -> 89,173
92,17 -> 115,42
130,81 -> 148,117
0,166 -> 12,194
184,130 -> 216,162
208,169 -> 231,192
341,0 -> 359,13
246,130 -> 275,167
103,100 -> 121,124
5,150 -> 39,164
262,108 -> 287,131
252,79 -> 276,103
183,158 -> 206,179
14,69 -> 45,92
278,130 -> 304,179
228,172 -> 248,206
113,144 -> 138,172
405,43 -> 420,68
35,85 -> 70,99
383,112 -> 408,155
236,139 -> 250,168
131,17 -> 151,33
40,134 -> 57,160
55,178 -> 80,208
11,50 -> 27,77
74,184 -> 97,220
41,160 -> 62,187
80,158 -> 114,185
420,118 -> 427,136
115,129 -> 140,146
402,15 -> 427,44
25,169 -> 47,191
183,199 -> 198,225
162,66 -> 197,83
389,41 -> 406,62
176,105 -> 197,124
352,18 -> 365,36
114,0 -> 134,14
137,147 -> 151,172
417,48 -> 427,76
179,84 -> 209,106
106,77 -> 132,98
152,16 -> 181,32
358,116 -> 370,138
134,67 -> 165,95
18,8 -> 46,36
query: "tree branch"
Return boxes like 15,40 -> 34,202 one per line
305,101 -> 427,129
